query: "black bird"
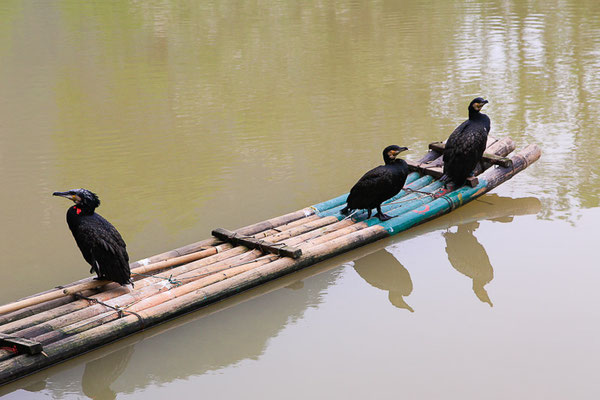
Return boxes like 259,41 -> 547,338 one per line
53,189 -> 132,286
441,97 -> 491,187
340,145 -> 409,221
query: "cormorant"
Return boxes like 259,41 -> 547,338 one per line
53,188 -> 132,286
441,97 -> 490,187
340,145 -> 409,221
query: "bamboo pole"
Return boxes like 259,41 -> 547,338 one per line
7,250 -> 270,350
0,211 -> 348,347
0,245 -> 250,337
0,211 -> 340,346
0,243 -> 231,317
7,193 -> 540,390
0,206 -> 319,317
0,143 -> 539,384
0,245 -> 233,317
0,137 -> 519,339
0,215 -> 352,356
0,249 -> 265,362
0,289 -> 99,327
1,215 -> 373,358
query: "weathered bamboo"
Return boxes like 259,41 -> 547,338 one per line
282,219 -> 358,247
11,250 -> 271,350
0,246 -> 251,336
28,193 -> 541,389
0,250 -> 266,363
0,244 -> 233,317
0,141 -> 540,385
0,224 -> 392,384
0,211 -> 371,362
0,206 -> 321,317
0,212 -> 342,347
0,289 -> 99,327
251,214 -> 321,239
0,247 -> 250,346
0,217 -> 358,359
1,211 -> 351,346
1,137 -> 519,345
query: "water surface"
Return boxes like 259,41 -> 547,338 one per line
0,0 -> 599,398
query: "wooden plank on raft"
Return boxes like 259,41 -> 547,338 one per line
0,333 -> 43,355
428,141 -> 513,168
405,161 -> 479,188
211,228 -> 303,259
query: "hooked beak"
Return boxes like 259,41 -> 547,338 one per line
53,191 -> 77,202
481,99 -> 489,104
399,147 -> 409,152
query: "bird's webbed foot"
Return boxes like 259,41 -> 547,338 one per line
340,206 -> 350,215
375,206 -> 391,221
376,213 -> 392,221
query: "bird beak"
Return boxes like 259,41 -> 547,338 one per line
399,147 -> 409,153
482,100 -> 489,104
53,191 -> 77,202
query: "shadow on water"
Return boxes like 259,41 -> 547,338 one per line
0,194 -> 540,399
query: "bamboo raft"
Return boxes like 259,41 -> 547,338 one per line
0,137 -> 541,384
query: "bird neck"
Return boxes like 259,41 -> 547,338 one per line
468,107 -> 485,120
384,158 -> 405,166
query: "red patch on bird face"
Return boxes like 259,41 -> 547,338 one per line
73,206 -> 82,215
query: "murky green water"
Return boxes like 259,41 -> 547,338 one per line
1,0 -> 599,398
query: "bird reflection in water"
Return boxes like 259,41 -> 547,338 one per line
353,248 -> 414,312
443,221 -> 494,306
82,345 -> 134,400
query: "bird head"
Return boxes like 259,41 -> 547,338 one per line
469,97 -> 489,112
53,189 -> 101,213
383,145 -> 409,164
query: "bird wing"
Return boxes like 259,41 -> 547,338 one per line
443,119 -> 489,185
76,215 -> 131,284
347,166 -> 396,208
443,120 -> 469,164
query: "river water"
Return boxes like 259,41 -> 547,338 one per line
0,0 -> 598,398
